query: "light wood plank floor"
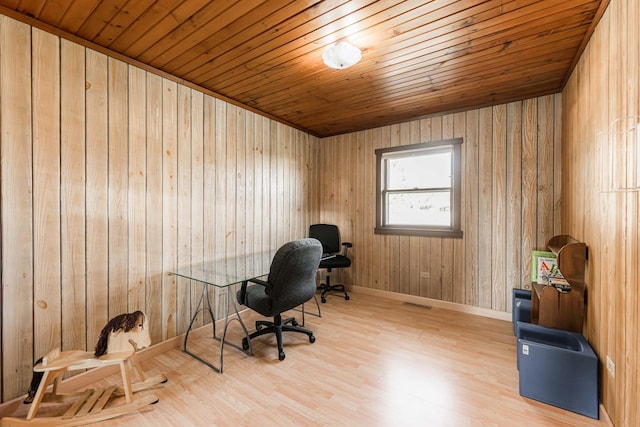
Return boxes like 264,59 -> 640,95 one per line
1,291 -> 611,426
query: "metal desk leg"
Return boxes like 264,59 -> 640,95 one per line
217,284 -> 253,372
294,294 -> 322,326
182,281 -> 253,373
183,282 -> 221,371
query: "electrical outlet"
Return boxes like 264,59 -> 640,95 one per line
606,355 -> 615,377
420,271 -> 430,279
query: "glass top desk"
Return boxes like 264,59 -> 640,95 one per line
169,252 -> 272,373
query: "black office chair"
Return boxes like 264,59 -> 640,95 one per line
308,224 -> 352,303
236,238 -> 322,361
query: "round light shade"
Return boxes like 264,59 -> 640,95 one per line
322,42 -> 362,69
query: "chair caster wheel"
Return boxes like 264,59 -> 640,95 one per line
291,319 -> 298,327
321,297 -> 326,303
309,335 -> 316,343
345,295 -> 350,300
279,352 -> 285,361
242,337 -> 250,351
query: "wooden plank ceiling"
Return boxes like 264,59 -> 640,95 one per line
0,0 -> 607,137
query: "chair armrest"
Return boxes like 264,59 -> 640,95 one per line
239,277 -> 268,304
249,277 -> 269,286
342,242 -> 352,257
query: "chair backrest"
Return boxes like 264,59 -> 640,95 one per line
266,238 -> 322,311
308,224 -> 340,254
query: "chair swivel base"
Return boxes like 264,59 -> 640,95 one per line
241,314 -> 315,361
317,283 -> 350,303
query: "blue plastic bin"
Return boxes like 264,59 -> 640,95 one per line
512,288 -> 531,335
517,322 -> 599,419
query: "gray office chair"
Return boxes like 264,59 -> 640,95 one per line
236,238 -> 322,360
309,224 -> 352,303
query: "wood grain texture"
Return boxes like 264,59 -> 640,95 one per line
162,78 -> 178,341
562,0 -> 639,425
477,107 -> 494,308
1,16 -> 34,400
176,84 -> 192,335
537,96 -> 555,249
128,65 -> 148,315
189,90 -> 205,330
452,112 -> 466,305
491,104 -> 507,311
60,38 -> 86,353
107,57 -> 129,319
85,49 -> 110,348
0,16 -> 320,402
464,110 -> 479,306
32,27 -> 62,360
145,73 -> 165,345
0,0 -> 606,136
506,102 -> 523,313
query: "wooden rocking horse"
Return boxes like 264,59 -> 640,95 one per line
0,311 -> 167,426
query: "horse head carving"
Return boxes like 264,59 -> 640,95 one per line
94,310 -> 151,357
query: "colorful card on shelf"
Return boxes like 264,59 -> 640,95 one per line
531,250 -> 557,283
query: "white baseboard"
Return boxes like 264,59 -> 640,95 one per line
348,285 -> 512,322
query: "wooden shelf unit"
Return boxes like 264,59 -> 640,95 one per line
530,235 -> 587,333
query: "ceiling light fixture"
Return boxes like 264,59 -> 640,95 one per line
322,42 -> 362,69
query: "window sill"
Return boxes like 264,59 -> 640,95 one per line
374,227 -> 463,238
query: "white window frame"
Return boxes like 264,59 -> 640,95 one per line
375,138 -> 463,238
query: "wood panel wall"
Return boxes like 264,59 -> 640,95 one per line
0,15 -> 320,402
563,0 -> 639,425
3,2 -> 635,422
318,94 -> 562,312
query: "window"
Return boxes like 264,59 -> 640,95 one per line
375,138 -> 463,238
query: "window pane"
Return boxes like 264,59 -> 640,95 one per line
387,151 -> 451,190
375,138 -> 462,238
387,191 -> 451,226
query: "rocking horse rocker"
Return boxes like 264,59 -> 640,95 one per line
0,311 -> 167,426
